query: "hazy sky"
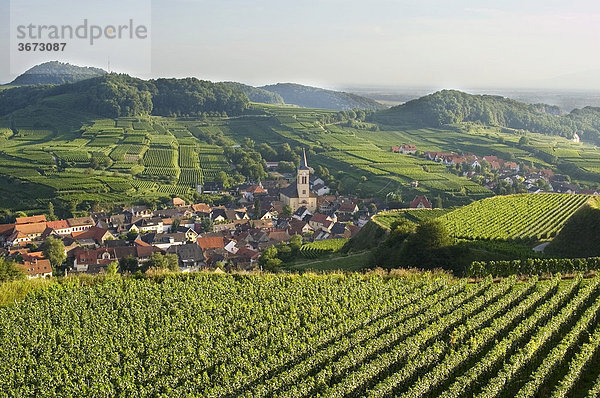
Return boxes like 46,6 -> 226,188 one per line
1,0 -> 600,89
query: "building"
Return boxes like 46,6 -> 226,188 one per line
279,150 -> 318,212
410,196 -> 432,209
573,133 -> 581,143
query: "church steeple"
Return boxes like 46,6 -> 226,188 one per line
297,149 -> 310,199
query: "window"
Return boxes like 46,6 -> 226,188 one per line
303,190 -> 306,195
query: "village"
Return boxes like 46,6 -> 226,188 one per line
0,151 -> 387,278
393,140 -> 598,196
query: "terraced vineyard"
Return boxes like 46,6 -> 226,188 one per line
299,238 -> 348,258
3,274 -> 600,397
374,208 -> 454,228
439,193 -> 591,241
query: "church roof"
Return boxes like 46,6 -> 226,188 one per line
299,149 -> 309,170
280,183 -> 318,199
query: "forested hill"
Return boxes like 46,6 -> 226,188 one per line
260,83 -> 386,110
374,89 -> 600,143
223,82 -> 284,104
0,74 -> 250,118
9,61 -> 107,86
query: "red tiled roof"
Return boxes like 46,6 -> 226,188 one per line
18,259 -> 52,276
16,215 -> 47,225
14,222 -> 47,235
197,236 -> 225,250
46,220 -> 69,230
409,196 -> 432,209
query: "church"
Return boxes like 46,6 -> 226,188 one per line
280,150 -> 318,212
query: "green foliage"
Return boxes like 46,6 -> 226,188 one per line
145,252 -> 179,272
0,74 -> 249,119
2,274 -> 600,396
223,82 -> 284,104
439,193 -> 591,241
375,89 -> 600,143
10,61 -> 106,85
42,236 -> 66,270
545,198 -> 600,258
0,257 -> 25,282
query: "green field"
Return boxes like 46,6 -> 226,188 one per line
2,102 -> 600,211
3,273 -> 600,397
439,193 -> 591,241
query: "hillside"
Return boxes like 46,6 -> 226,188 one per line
545,196 -> 600,257
260,83 -> 385,110
374,89 -> 600,144
9,61 -> 107,86
223,82 -> 284,104
0,74 -> 250,118
438,193 -> 592,241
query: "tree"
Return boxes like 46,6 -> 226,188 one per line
282,205 -> 292,217
43,236 -> 66,270
106,261 -> 118,276
119,256 -> 139,274
259,246 -> 279,271
519,135 -> 530,146
289,235 -> 303,252
47,202 -> 57,221
399,220 -> 454,269
146,253 -> 179,272
199,218 -> 214,233
433,196 -> 443,209
0,257 -> 25,282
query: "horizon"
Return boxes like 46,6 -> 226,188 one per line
2,0 -> 600,90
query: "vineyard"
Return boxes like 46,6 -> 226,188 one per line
3,274 -> 600,397
439,193 -> 592,241
299,238 -> 348,258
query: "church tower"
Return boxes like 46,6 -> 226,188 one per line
297,149 -> 310,199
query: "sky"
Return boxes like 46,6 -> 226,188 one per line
1,0 -> 600,90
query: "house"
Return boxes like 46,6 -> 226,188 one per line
312,183 -> 330,196
504,162 -> 520,172
67,217 -> 95,233
265,161 -> 280,169
17,258 -> 52,279
172,197 -> 186,207
280,150 -> 318,212
395,144 -> 417,155
175,226 -> 199,241
243,184 -> 267,201
129,217 -> 164,234
167,244 -> 205,271
330,222 -> 351,239
8,222 -> 48,246
573,133 -> 581,143
71,226 -> 115,245
124,206 -> 153,218
337,202 -> 359,215
210,208 -> 227,223
191,203 -> 212,216
292,206 -> 312,221
148,233 -> 188,250
259,211 -> 275,220
46,220 -> 71,235
287,220 -> 313,236
410,196 -> 432,209
16,215 -> 47,225
309,213 -> 334,232
201,182 -> 224,194
197,236 -> 225,251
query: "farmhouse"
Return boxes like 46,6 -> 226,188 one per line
410,196 -> 432,209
